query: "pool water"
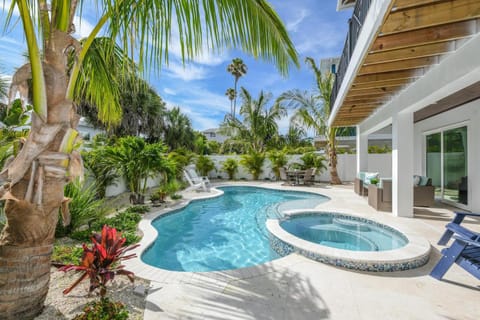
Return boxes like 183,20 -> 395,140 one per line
142,186 -> 328,272
280,213 -> 408,251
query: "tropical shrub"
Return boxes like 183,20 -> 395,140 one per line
195,155 -> 215,177
71,210 -> 142,245
369,145 -> 392,154
82,148 -> 119,199
300,152 -> 327,173
267,150 -> 288,180
60,225 -> 139,298
56,179 -> 107,238
125,205 -> 150,214
52,245 -> 83,265
222,158 -> 239,180
164,179 -> 182,197
168,148 -> 194,179
73,297 -> 128,320
240,151 -> 265,180
0,100 -> 30,169
104,136 -> 174,204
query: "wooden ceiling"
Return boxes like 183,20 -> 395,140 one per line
332,0 -> 480,127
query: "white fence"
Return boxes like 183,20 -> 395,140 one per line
104,153 -> 392,197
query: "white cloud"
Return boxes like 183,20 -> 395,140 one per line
163,87 -> 177,95
1,1 -> 19,17
164,62 -> 209,81
72,16 -> 95,39
0,37 -> 26,73
286,9 -> 310,32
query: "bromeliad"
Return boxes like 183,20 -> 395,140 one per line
59,225 -> 139,297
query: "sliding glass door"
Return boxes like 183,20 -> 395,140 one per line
426,126 -> 468,207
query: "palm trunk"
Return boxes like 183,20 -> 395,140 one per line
0,31 -> 77,318
328,131 -> 342,185
233,79 -> 238,119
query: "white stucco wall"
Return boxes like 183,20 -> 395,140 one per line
414,100 -> 480,212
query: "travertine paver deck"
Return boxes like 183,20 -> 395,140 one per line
124,181 -> 480,320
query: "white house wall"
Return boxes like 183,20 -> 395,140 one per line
414,100 -> 480,212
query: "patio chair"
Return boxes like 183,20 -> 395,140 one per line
301,168 -> 316,186
354,172 -> 378,196
413,176 -> 435,207
368,178 -> 392,211
279,167 -> 295,186
430,211 -> 480,280
183,167 -> 210,192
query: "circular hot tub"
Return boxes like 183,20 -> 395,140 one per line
267,211 -> 431,272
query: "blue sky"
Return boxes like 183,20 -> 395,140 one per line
0,1 -> 352,133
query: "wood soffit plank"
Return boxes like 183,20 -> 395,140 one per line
382,0 -> 480,35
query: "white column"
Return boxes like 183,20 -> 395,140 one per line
356,125 -> 368,174
392,111 -> 414,217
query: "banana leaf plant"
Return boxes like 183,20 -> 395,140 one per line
59,225 -> 139,298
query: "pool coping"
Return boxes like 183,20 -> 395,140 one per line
266,209 -> 432,272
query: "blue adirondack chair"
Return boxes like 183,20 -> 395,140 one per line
430,212 -> 480,280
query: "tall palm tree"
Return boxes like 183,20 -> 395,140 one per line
0,1 -> 299,317
227,58 -> 248,119
225,87 -> 236,116
221,87 -> 286,153
277,57 -> 342,184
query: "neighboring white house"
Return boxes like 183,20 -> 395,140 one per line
330,0 -> 480,216
202,128 -> 228,144
77,117 -> 104,141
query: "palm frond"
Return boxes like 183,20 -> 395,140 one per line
105,0 -> 298,75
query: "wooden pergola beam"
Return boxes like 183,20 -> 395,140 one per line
349,85 -> 404,97
354,69 -> 425,84
358,56 -> 438,75
351,78 -> 413,90
371,20 -> 476,52
382,0 -> 480,35
364,41 -> 454,65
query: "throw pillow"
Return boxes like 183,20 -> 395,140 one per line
413,175 -> 421,186
364,172 -> 379,185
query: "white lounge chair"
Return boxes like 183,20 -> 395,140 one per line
183,167 -> 210,192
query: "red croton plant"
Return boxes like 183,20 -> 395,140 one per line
60,225 -> 139,297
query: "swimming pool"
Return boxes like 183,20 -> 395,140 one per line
280,213 -> 408,251
141,186 -> 328,272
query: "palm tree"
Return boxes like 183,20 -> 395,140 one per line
278,57 -> 342,184
0,1 -> 299,317
163,107 -> 196,150
79,75 -> 167,141
227,58 -> 248,119
225,88 -> 236,116
221,87 -> 286,153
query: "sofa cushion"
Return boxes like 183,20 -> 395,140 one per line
419,176 -> 430,186
357,172 -> 366,180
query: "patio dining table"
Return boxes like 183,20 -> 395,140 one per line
286,170 -> 306,185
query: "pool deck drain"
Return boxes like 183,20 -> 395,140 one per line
124,181 -> 480,320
